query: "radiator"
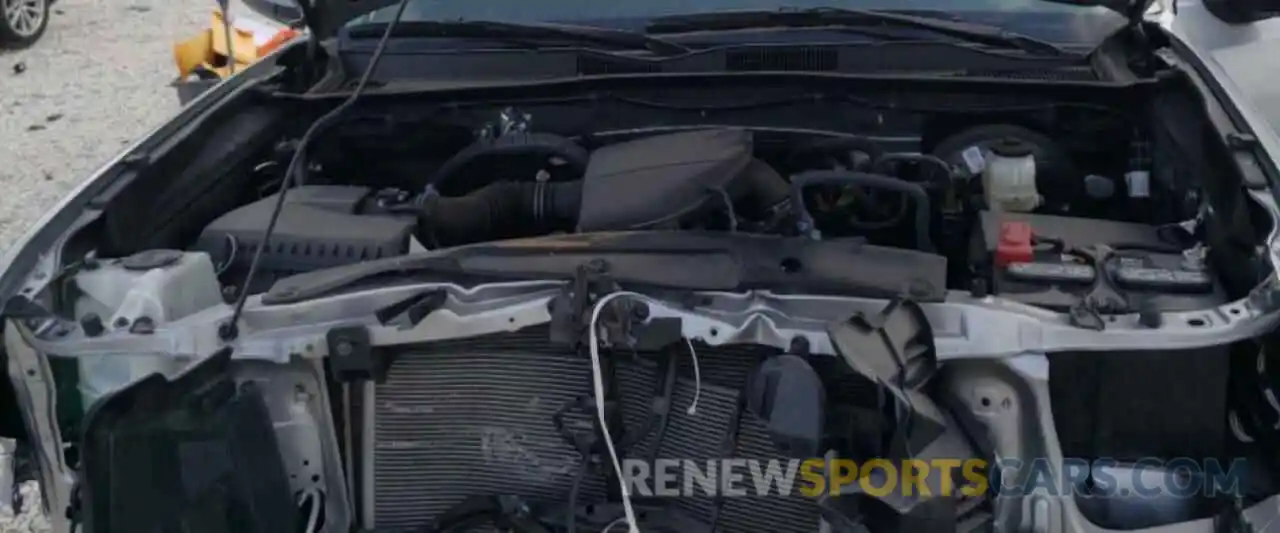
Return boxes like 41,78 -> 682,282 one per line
363,327 -> 874,532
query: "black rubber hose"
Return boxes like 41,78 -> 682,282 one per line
419,180 -> 583,246
419,150 -> 791,245
839,153 -> 953,231
871,153 -> 955,189
790,170 -> 935,252
425,133 -> 591,192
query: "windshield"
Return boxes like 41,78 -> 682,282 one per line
355,0 -> 1107,25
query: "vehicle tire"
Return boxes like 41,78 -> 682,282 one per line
0,0 -> 49,49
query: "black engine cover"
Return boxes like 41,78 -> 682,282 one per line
576,129 -> 754,231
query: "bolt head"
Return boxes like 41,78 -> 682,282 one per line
218,322 -> 238,341
335,340 -> 354,357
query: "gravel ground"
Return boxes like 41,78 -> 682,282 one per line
0,0 -> 207,251
0,0 -> 207,530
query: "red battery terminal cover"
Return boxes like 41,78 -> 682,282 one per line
995,221 -> 1034,267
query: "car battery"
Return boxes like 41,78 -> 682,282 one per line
971,211 -> 1226,312
971,211 -> 1231,461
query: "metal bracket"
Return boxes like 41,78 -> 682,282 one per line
547,260 -> 616,347
1226,132 -> 1260,151
326,327 -> 392,384
547,260 -> 686,351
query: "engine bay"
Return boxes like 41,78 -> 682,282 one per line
26,65 -> 1280,533
189,104 -> 1251,324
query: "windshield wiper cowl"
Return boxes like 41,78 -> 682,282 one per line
262,232 -> 950,305
646,8 -> 1068,57
347,19 -> 692,56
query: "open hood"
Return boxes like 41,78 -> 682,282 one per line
298,0 -> 398,39
1040,0 -> 1280,23
299,0 -> 1280,40
299,0 -> 1160,38
1036,0 -> 1157,20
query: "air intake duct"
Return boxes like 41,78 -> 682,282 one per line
418,180 -> 583,247
417,129 -> 792,245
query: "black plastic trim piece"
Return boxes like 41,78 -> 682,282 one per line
266,232 -> 950,305
374,288 -> 446,327
78,347 -> 296,533
327,326 -> 394,383
827,297 -> 946,457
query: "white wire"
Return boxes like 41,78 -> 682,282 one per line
684,338 -> 702,416
214,234 -> 238,275
599,517 -> 629,533
587,291 -> 653,533
299,488 -> 322,533
1229,410 -> 1256,444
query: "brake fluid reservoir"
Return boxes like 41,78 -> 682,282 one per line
982,138 -> 1040,212
72,250 -> 223,409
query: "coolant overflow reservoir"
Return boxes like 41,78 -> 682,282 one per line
983,138 -> 1040,212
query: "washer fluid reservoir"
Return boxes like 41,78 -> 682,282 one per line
71,249 -> 223,410
983,138 -> 1040,212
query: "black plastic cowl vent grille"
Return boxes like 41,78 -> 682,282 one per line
954,67 -> 1098,81
577,55 -> 662,75
241,241 -> 390,261
726,47 -> 839,71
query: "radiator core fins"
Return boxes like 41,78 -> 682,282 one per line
369,329 -> 832,532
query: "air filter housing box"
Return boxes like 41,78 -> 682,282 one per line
194,185 -> 416,274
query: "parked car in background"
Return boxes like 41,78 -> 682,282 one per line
1,0 -> 51,48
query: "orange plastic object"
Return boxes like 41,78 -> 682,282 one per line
258,28 -> 301,57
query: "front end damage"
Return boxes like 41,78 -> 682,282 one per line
8,246 -> 1280,532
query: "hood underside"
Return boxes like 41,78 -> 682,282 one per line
299,0 -> 1152,40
